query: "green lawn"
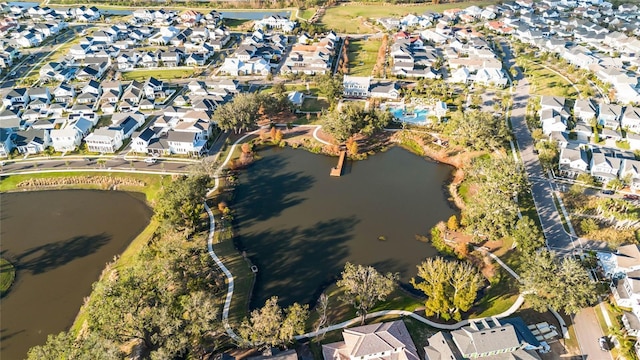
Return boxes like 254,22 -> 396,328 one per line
0,258 -> 16,295
300,97 -> 329,112
299,8 -> 316,20
347,39 -> 381,77
319,1 -> 497,33
522,61 -> 579,98
121,68 -> 198,81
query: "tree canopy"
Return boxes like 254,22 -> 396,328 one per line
29,230 -> 225,359
154,174 -> 211,233
443,110 -> 510,151
238,296 -> 309,349
322,103 -> 392,143
212,93 -> 262,134
411,257 -> 483,321
317,74 -> 343,106
521,249 -> 598,314
462,156 -> 525,240
337,262 -> 398,325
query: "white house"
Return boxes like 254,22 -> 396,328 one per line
558,146 -> 589,179
343,75 -> 371,98
49,127 -> 82,151
84,127 -> 124,153
622,106 -> 640,134
590,148 -> 621,183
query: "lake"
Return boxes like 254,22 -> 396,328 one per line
233,147 -> 457,309
0,190 -> 152,359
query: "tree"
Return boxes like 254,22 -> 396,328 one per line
521,249 -> 598,314
511,216 -> 544,256
212,93 -> 261,133
317,74 -> 343,106
463,156 -> 525,240
322,103 -> 391,143
337,262 -> 398,325
274,129 -> 284,143
27,331 -> 123,360
447,215 -> 459,231
411,257 -> 483,321
154,175 -> 210,232
238,296 -> 309,348
443,110 -> 510,151
346,137 -> 358,155
315,293 -> 330,333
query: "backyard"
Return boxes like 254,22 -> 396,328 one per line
347,39 -> 381,77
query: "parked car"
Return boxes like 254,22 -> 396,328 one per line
624,194 -> 640,201
599,336 -> 609,351
602,189 -> 614,195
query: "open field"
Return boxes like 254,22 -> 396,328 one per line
522,61 -> 579,98
300,97 -> 329,112
121,68 -> 198,81
347,39 -> 381,77
319,1 -> 498,33
298,8 -> 316,20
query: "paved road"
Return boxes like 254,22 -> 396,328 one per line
573,307 -> 612,360
1,157 -> 193,174
501,41 -> 580,255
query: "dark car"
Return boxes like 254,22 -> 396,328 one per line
624,194 -> 640,201
599,336 -> 609,351
602,189 -> 615,195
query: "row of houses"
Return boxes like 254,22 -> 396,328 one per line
482,0 -> 640,103
131,8 -> 222,28
7,4 -> 100,22
558,146 -> 640,188
279,31 -> 340,75
219,29 -> 286,76
322,318 -> 547,360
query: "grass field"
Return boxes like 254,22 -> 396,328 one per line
299,8 -> 316,20
300,97 -> 329,112
121,68 -> 198,81
347,39 -> 381,77
319,1 -> 498,33
522,61 -> 579,98
0,258 -> 16,295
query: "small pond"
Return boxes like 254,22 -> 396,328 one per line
233,146 -> 457,308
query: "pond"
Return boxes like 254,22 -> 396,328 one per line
233,146 -> 457,309
0,190 -> 152,359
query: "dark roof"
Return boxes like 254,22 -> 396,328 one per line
500,317 -> 541,348
166,131 -> 196,142
13,129 -> 46,146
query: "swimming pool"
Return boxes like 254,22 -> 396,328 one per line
388,107 -> 431,125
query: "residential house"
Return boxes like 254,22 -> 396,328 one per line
49,127 -> 82,151
2,88 -> 29,108
287,91 -> 305,107
369,82 -> 401,100
131,128 -> 157,153
622,158 -> 640,191
343,75 -> 371,98
166,130 -> 205,156
0,128 -> 14,157
143,77 -> 164,99
598,103 -> 623,129
540,108 -> 568,135
13,129 -> 49,154
84,126 -> 124,153
322,321 -> 420,360
54,83 -> 76,103
599,245 -> 640,336
574,98 -> 598,123
622,106 -> 640,134
590,148 -> 621,183
559,146 -> 589,178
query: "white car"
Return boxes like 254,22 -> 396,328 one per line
144,157 -> 157,164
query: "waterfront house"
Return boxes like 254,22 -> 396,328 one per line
84,126 -> 124,153
343,75 -> 371,98
49,127 -> 82,151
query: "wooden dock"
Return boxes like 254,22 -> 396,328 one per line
330,150 -> 347,177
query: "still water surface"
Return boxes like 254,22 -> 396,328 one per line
234,147 -> 457,308
1,190 -> 152,359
